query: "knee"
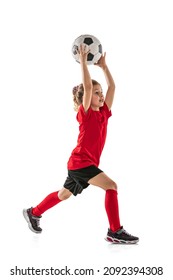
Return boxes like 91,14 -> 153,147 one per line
58,188 -> 72,200
108,180 -> 117,191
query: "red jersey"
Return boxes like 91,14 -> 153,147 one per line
67,102 -> 112,170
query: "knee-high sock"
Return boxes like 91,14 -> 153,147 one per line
105,189 -> 121,232
32,191 -> 62,216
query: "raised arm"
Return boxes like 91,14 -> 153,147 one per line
95,52 -> 116,110
79,45 -> 93,112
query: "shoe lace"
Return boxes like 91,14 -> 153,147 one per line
121,228 -> 132,236
33,216 -> 40,227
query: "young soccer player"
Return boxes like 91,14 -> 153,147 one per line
23,45 -> 139,244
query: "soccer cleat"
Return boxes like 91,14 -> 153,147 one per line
105,226 -> 139,244
23,207 -> 42,233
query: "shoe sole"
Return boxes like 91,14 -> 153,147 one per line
23,209 -> 42,234
105,236 -> 139,244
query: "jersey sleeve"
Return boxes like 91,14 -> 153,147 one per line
76,104 -> 92,123
100,102 -> 112,118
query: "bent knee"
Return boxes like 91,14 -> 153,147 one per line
107,181 -> 117,191
58,188 -> 72,200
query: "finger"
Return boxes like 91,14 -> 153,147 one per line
83,44 -> 90,54
79,44 -> 83,53
77,44 -> 82,54
86,48 -> 91,55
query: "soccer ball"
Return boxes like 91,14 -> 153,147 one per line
72,34 -> 102,65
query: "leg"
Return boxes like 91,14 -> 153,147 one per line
23,188 -> 72,234
88,172 -> 117,191
88,172 -> 120,232
58,187 -> 73,200
32,187 -> 72,216
89,172 -> 139,244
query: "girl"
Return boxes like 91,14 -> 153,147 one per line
23,45 -> 139,244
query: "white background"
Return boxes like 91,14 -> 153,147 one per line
0,0 -> 173,279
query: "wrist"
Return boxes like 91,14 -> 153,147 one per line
80,59 -> 87,66
102,65 -> 108,71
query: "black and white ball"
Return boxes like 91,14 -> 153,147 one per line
72,34 -> 102,65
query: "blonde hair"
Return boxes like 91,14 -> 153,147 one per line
72,79 -> 100,111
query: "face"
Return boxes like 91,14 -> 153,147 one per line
91,84 -> 104,110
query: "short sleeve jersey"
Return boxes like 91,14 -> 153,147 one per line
67,102 -> 112,170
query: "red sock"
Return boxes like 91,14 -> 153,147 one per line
105,189 -> 121,232
32,191 -> 62,216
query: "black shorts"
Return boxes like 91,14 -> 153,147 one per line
63,165 -> 103,196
